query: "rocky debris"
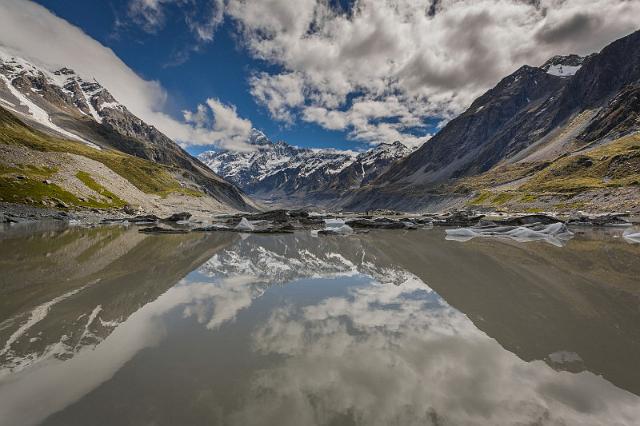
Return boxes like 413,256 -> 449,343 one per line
100,214 -> 160,225
194,224 -> 294,234
567,213 -> 632,227
53,199 -> 69,209
492,214 -> 563,226
123,204 -> 137,215
162,212 -> 192,222
433,211 -> 485,226
245,209 -> 290,223
139,226 -> 190,234
194,216 -> 295,234
1,213 -> 20,224
446,222 -> 574,247
346,218 -> 416,230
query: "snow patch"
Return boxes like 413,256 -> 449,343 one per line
546,64 -> 581,77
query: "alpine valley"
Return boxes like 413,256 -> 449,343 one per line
199,30 -> 640,214
1,30 -> 640,217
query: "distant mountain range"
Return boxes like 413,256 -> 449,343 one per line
0,49 -> 255,213
199,131 -> 414,207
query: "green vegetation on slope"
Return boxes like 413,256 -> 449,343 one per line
75,171 -> 126,208
0,164 -> 125,209
0,106 -> 202,198
458,133 -> 640,210
520,133 -> 640,193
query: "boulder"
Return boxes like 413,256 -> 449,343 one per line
139,226 -> 190,234
495,214 -> 562,226
163,212 -> 192,222
434,211 -> 485,226
567,214 -> 632,227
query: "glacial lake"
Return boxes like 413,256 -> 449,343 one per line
1,224 -> 639,425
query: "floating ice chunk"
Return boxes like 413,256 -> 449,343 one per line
446,222 -> 574,247
318,218 -> 353,235
331,224 -> 354,235
623,229 -> 640,244
324,218 -> 346,228
235,217 -> 255,232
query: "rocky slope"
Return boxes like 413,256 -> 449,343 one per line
199,130 -> 413,207
0,49 -> 255,213
342,30 -> 640,213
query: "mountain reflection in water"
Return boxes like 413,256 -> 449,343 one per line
0,226 -> 639,426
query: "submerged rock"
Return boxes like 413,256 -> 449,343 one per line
139,226 -> 190,234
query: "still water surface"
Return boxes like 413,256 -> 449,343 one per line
0,225 -> 639,425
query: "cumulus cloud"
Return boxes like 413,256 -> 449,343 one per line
227,0 -> 640,147
0,0 -> 252,151
183,99 -> 254,151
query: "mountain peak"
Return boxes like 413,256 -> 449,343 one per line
541,54 -> 586,77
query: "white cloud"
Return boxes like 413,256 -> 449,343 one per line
183,99 -> 254,151
0,0 -> 251,151
227,0 -> 640,146
249,72 -> 306,125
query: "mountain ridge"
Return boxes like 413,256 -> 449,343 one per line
199,131 -> 414,207
0,49 -> 256,213
340,30 -> 640,213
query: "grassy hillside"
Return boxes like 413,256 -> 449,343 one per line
0,106 -> 203,209
456,133 -> 640,211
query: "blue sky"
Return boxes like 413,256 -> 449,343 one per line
32,0 -> 405,154
15,1 -> 639,156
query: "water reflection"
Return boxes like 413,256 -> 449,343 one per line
0,227 -> 638,425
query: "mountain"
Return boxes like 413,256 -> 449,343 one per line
0,49 -> 255,214
342,30 -> 640,213
199,130 -> 413,207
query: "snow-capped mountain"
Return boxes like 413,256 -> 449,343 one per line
198,130 -> 414,206
0,48 -> 254,212
0,49 -> 125,145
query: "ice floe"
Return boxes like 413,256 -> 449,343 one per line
622,229 -> 640,244
446,222 -> 574,247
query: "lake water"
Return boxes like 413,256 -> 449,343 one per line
1,225 -> 639,425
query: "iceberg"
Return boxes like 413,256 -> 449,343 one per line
235,217 -> 256,232
446,222 -> 574,247
622,228 -> 640,244
318,218 -> 354,235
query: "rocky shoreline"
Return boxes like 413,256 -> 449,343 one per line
2,202 -> 638,238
